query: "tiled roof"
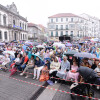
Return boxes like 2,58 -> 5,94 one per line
48,13 -> 81,18
28,23 -> 37,27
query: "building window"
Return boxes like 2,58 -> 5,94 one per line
66,18 -> 68,21
21,34 -> 22,40
23,23 -> 24,30
56,25 -> 58,30
23,34 -> 24,40
20,22 -> 21,27
51,31 -> 53,37
0,31 -> 2,39
13,20 -> 15,25
3,15 -> 6,25
66,31 -> 68,36
70,31 -> 73,36
56,31 -> 58,37
0,13 -> 1,25
70,24 -> 75,29
71,18 -> 73,22
56,18 -> 58,22
61,25 -> 63,30
60,31 -> 63,36
61,18 -> 63,22
51,19 -> 53,23
66,25 -> 68,30
4,32 -> 7,40
25,24 -> 26,30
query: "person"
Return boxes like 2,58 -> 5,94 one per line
43,50 -> 50,61
91,59 -> 99,70
77,66 -> 100,85
56,56 -> 70,79
18,52 -> 28,71
49,58 -> 60,74
1,54 -> 10,71
94,63 -> 100,77
27,48 -> 32,59
10,53 -> 21,68
14,50 -> 19,58
20,56 -> 34,78
66,60 -> 79,82
33,56 -> 44,80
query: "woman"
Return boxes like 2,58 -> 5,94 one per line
10,53 -> 21,68
49,58 -> 60,74
1,54 -> 10,71
33,56 -> 44,80
66,60 -> 79,82
20,56 -> 34,78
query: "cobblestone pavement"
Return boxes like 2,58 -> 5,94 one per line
0,70 -> 100,100
0,71 -> 44,100
52,83 -> 100,100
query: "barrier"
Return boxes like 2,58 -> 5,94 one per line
0,73 -> 99,100
0,66 -> 100,87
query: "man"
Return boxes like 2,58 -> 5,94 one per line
56,56 -> 70,79
77,66 -> 100,85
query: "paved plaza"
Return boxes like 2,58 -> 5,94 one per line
0,71 -> 100,100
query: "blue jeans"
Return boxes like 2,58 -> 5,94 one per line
21,64 -> 26,70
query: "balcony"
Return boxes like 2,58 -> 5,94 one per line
13,25 -> 22,30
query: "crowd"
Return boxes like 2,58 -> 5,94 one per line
0,40 -> 100,89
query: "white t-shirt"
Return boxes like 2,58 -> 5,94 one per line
15,58 -> 20,63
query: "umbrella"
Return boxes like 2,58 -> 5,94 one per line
64,50 -> 79,56
66,43 -> 72,47
74,52 -> 96,58
53,42 -> 65,48
33,42 -> 39,46
3,51 -> 15,57
46,47 -> 54,50
25,41 -> 33,45
36,45 -> 45,48
0,43 -> 5,46
22,45 -> 27,50
32,53 -> 43,61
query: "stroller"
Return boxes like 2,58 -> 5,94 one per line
70,83 -> 94,100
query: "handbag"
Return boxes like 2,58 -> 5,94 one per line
39,66 -> 49,82
10,63 -> 15,68
9,67 -> 17,76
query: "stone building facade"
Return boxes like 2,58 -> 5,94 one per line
0,2 -> 28,42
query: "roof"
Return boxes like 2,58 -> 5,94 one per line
48,13 -> 80,18
28,23 -> 37,27
48,13 -> 87,20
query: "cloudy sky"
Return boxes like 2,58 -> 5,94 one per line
0,0 -> 100,27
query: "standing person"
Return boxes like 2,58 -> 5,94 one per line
56,56 -> 70,79
33,56 -> 44,80
77,66 -> 100,85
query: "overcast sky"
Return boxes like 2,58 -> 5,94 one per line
0,0 -> 100,27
